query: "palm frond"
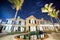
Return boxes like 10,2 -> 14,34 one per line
49,9 -> 59,18
8,0 -> 14,4
49,12 -> 55,17
41,7 -> 48,13
56,10 -> 60,17
19,0 -> 24,3
56,10 -> 59,14
44,4 -> 49,9
49,3 -> 53,8
8,0 -> 24,10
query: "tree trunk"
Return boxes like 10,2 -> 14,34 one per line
50,17 -> 55,31
57,17 -> 60,24
55,18 -> 58,31
57,18 -> 60,30
14,10 -> 18,19
56,18 -> 60,25
12,10 -> 18,32
56,18 -> 60,31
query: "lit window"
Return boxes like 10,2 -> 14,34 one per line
9,26 -> 12,30
35,20 -> 36,24
29,20 -> 30,23
21,27 -> 24,32
19,21 -> 21,25
31,19 -> 35,24
6,20 -> 8,24
5,26 -> 8,30
30,26 -> 36,31
4,26 -> 6,30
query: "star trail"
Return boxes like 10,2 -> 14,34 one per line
0,0 -> 60,22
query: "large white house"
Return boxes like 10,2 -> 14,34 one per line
2,16 -> 25,33
0,15 -> 60,33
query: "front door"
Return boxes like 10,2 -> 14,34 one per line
30,26 -> 36,32
21,27 -> 24,32
18,27 -> 20,32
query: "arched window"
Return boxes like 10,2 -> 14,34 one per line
6,20 -> 8,24
31,19 -> 35,24
29,20 -> 30,23
19,21 -> 21,25
35,20 -> 36,24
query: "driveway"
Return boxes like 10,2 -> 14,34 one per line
0,33 -> 60,40
44,33 -> 60,40
0,34 -> 21,40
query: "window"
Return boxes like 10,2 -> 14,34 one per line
30,26 -> 36,31
29,26 -> 30,31
12,20 -> 14,24
40,21 -> 44,24
39,26 -> 43,31
31,19 -> 35,24
14,21 -> 16,24
6,26 -> 8,30
9,26 -> 12,30
0,21 -> 2,24
4,26 -> 6,30
29,20 -> 30,23
19,21 -> 21,25
25,22 -> 26,25
10,27 -> 12,30
18,27 -> 20,31
35,20 -> 36,24
21,27 -> 24,32
6,20 -> 8,24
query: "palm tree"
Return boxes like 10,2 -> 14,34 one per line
41,3 -> 54,24
8,0 -> 24,32
47,3 -> 60,31
48,9 -> 59,22
48,9 -> 60,31
41,3 -> 53,13
41,3 -> 54,25
9,0 -> 24,20
41,4 -> 49,12
41,3 -> 60,32
41,3 -> 56,31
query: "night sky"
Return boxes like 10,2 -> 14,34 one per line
0,0 -> 60,22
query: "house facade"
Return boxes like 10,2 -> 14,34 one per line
0,15 -> 60,33
2,16 -> 25,33
26,15 -> 39,32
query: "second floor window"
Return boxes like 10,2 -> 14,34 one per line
6,20 -> 8,24
35,20 -> 36,24
19,21 -> 21,25
31,19 -> 35,24
29,19 -> 36,24
29,20 -> 30,23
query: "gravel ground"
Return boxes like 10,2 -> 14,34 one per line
0,34 -> 21,40
44,33 -> 60,40
0,33 -> 60,40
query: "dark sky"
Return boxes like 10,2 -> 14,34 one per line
0,0 -> 60,22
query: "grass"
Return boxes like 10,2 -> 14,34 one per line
7,32 -> 21,35
0,34 -> 7,38
0,32 -> 26,38
7,31 -> 28,35
0,30 -> 60,38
